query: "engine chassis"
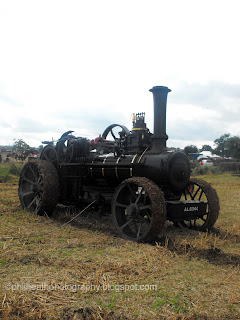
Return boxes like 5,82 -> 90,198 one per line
18,85 -> 220,241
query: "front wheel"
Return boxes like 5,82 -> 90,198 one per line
177,178 -> 220,230
18,160 -> 59,215
112,177 -> 166,241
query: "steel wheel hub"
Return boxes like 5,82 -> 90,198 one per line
126,204 -> 139,218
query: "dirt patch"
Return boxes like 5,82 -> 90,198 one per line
61,307 -> 129,320
156,235 -> 240,267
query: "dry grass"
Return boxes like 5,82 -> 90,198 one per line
0,173 -> 240,319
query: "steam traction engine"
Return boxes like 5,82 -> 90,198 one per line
18,86 -> 220,241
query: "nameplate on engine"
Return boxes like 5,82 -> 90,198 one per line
166,200 -> 207,222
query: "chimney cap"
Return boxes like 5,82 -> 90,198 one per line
149,86 -> 171,93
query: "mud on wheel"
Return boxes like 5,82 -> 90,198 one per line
178,178 -> 220,231
18,160 -> 59,215
111,177 -> 166,241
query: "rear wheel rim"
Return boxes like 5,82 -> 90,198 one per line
40,146 -> 59,169
19,162 -> 43,214
18,160 -> 59,215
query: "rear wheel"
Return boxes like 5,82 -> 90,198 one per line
18,160 -> 59,215
40,145 -> 59,169
112,177 -> 166,241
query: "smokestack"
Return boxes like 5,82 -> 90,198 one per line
149,86 -> 171,151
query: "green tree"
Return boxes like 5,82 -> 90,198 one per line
226,136 -> 240,159
200,144 -> 213,152
214,133 -> 231,158
13,139 -> 30,151
183,145 -> 199,155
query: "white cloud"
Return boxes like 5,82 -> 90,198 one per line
0,0 -> 240,148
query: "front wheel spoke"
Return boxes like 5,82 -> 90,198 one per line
183,190 -> 187,200
133,219 -> 138,233
146,211 -> 151,221
116,202 -> 128,208
139,205 -> 151,211
127,185 -> 137,199
134,189 -> 143,205
37,176 -> 43,185
137,221 -> 142,237
120,218 -> 133,230
198,190 -> 204,200
187,188 -> 194,200
200,217 -> 207,222
193,187 -> 201,199
138,214 -> 150,224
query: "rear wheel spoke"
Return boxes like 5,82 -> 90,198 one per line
23,177 -> 35,185
43,153 -> 50,161
27,195 -> 38,209
28,165 -> 38,179
19,160 -> 59,215
22,191 -> 34,197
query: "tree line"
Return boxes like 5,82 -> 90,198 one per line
4,134 -> 240,160
184,133 -> 240,159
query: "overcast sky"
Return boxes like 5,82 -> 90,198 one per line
0,0 -> 240,149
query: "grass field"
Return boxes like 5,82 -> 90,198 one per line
0,170 -> 240,319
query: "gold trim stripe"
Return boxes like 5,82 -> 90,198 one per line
131,154 -> 138,164
129,154 -> 138,177
102,154 -> 110,177
137,147 -> 149,164
115,156 -> 121,179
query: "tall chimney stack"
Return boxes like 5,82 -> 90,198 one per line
149,86 -> 171,151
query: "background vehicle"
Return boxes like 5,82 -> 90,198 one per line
200,159 -> 214,166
